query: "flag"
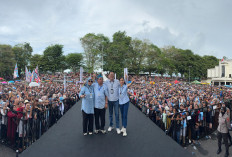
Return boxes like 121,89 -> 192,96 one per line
28,70 -> 32,82
25,66 -> 30,82
35,65 -> 39,76
64,75 -> 66,92
34,73 -> 41,83
13,63 -> 19,79
221,58 -> 224,62
31,70 -> 35,82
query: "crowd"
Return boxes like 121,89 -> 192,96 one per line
1,72 -> 232,156
0,73 -> 80,152
129,75 -> 232,156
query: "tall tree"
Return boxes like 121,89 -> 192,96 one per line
80,33 -> 109,73
0,45 -> 16,78
66,53 -> 83,72
127,39 -> 147,75
29,54 -> 43,72
12,42 -> 33,75
144,44 -> 161,75
104,31 -> 132,77
42,44 -> 65,73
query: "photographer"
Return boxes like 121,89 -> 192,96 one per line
217,106 -> 231,157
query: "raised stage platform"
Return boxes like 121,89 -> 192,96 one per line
20,101 -> 190,157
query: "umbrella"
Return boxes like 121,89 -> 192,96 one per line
8,81 -> 14,83
0,77 -> 3,80
29,82 -> 39,87
174,80 -> 180,84
1,81 -> 7,84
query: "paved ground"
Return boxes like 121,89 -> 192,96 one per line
0,144 -> 16,157
187,131 -> 232,157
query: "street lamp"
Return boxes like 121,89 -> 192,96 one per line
189,66 -> 192,83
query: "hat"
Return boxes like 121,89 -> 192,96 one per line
24,100 -> 29,104
97,74 -> 103,79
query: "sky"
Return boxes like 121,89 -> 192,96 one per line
0,0 -> 231,58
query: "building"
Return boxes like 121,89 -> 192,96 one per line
207,59 -> 232,85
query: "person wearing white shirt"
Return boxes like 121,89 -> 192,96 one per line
104,72 -> 121,134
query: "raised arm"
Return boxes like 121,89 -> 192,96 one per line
127,77 -> 135,88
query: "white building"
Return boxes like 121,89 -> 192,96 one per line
207,59 -> 232,85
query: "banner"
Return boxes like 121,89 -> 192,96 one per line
124,68 -> 128,82
80,67 -> 83,89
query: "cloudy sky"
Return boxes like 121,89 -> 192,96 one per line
0,0 -> 231,58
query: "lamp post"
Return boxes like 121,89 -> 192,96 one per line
189,66 -> 192,83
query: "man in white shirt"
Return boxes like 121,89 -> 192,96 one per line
104,72 -> 121,134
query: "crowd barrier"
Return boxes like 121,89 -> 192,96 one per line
0,97 -> 79,155
130,98 -> 232,147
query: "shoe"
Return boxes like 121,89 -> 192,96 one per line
108,127 -> 114,132
116,128 -> 121,134
94,130 -> 99,134
120,127 -> 125,133
217,148 -> 221,154
89,132 -> 93,135
189,139 -> 192,144
83,133 -> 87,136
101,130 -> 106,134
123,129 -> 127,137
224,152 -> 229,157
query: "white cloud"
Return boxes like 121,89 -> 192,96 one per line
0,0 -> 231,58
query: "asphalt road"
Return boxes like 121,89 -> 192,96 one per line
0,143 -> 16,157
187,131 -> 232,157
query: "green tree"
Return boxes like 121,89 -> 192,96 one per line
29,54 -> 43,72
0,45 -> 16,78
144,44 -> 162,75
42,44 -> 65,73
127,39 -> 148,75
12,42 -> 33,75
104,31 -> 132,77
80,33 -> 109,73
66,53 -> 83,72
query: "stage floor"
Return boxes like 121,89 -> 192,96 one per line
20,101 -> 190,157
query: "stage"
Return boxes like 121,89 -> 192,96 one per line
20,101 -> 190,157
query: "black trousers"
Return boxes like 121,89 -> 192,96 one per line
94,108 -> 106,130
218,131 -> 229,153
82,110 -> 94,133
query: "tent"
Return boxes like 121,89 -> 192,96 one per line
192,80 -> 201,84
201,82 -> 209,85
29,82 -> 39,87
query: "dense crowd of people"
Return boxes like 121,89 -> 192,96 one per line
1,72 -> 232,156
0,73 -> 80,152
129,75 -> 232,156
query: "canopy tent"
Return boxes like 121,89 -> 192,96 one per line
64,69 -> 72,73
200,82 -> 210,85
192,80 -> 201,84
29,82 -> 39,87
